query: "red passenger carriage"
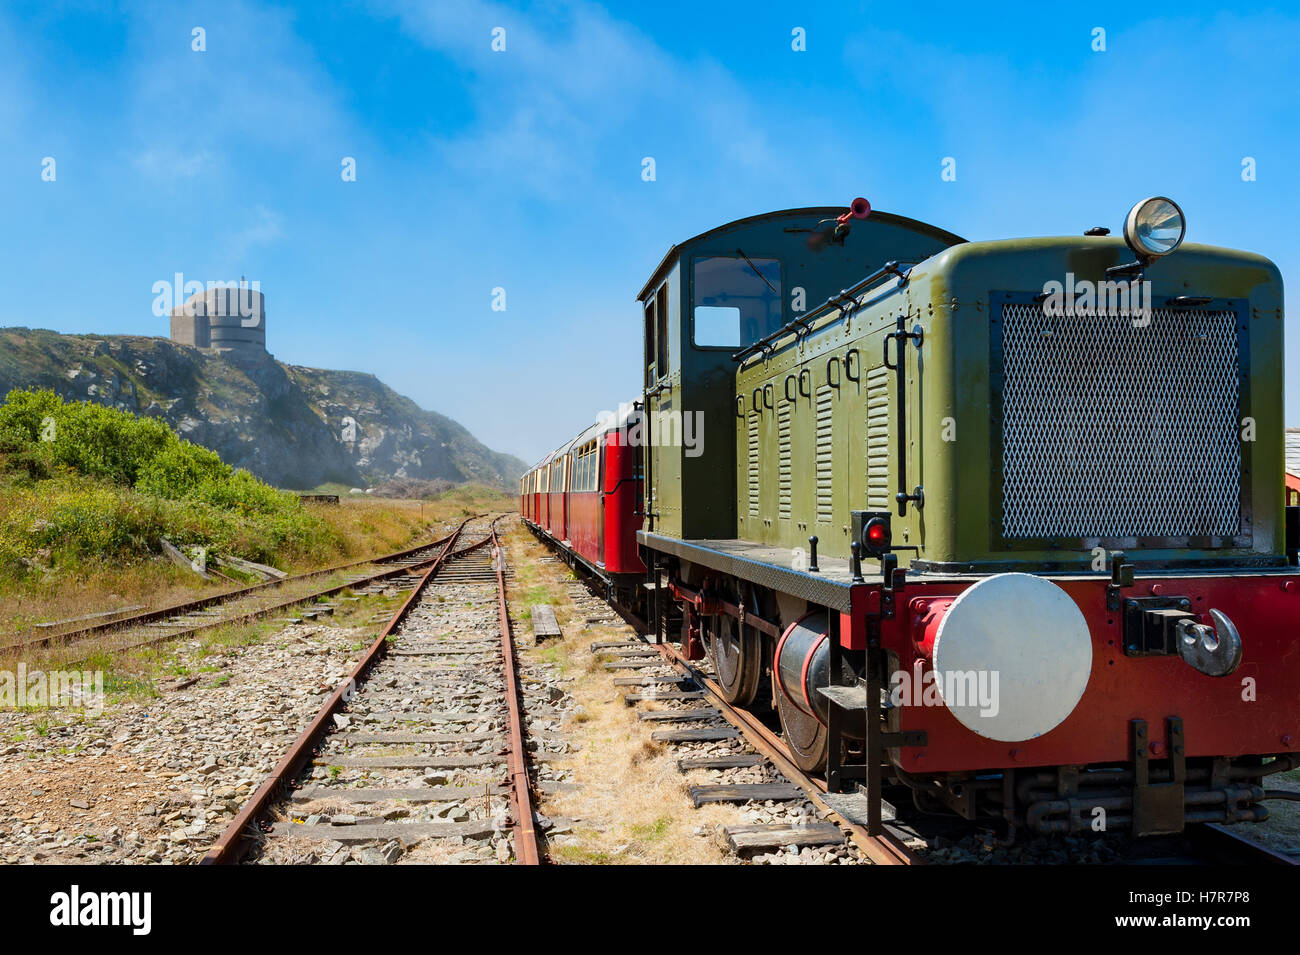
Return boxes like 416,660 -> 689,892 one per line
520,403 -> 646,603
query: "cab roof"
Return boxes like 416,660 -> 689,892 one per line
636,205 -> 965,301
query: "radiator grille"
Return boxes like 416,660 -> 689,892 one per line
999,302 -> 1244,541
777,401 -> 792,520
747,410 -> 760,519
815,385 -> 834,523
865,366 -> 890,509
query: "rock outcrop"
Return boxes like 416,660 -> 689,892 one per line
0,327 -> 525,490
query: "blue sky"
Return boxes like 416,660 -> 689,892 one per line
2,0 -> 1298,464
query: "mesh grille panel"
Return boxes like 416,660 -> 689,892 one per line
747,411 -> 760,519
999,303 -> 1243,540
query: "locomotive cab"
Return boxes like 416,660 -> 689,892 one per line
636,207 -> 962,542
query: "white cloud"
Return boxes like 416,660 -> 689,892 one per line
122,1 -> 349,154
132,146 -> 213,180
225,204 -> 285,260
382,0 -> 798,202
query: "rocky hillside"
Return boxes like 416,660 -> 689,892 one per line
0,328 -> 526,490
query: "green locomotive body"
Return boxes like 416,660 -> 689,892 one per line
730,235 -> 1286,574
618,199 -> 1300,836
637,206 -> 961,546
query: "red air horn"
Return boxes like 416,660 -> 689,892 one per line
836,197 -> 872,224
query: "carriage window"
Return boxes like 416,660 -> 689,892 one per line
693,255 -> 782,348
570,440 -> 599,492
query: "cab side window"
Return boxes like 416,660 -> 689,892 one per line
655,284 -> 669,374
644,299 -> 657,385
692,255 -> 782,348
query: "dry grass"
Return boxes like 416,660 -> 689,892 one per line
503,522 -> 735,864
0,487 -> 512,638
0,577 -> 410,708
309,484 -> 514,554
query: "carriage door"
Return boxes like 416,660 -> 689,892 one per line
561,453 -> 571,542
597,438 -> 607,565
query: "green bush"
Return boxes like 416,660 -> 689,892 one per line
135,441 -> 229,500
0,389 -> 342,575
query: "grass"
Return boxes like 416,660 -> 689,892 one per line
0,390 -> 345,577
503,521 -> 734,866
0,390 -> 513,636
535,642 -> 566,676
550,842 -> 613,864
0,582 -> 407,733
0,406 -> 512,729
630,815 -> 673,842
0,489 -> 512,640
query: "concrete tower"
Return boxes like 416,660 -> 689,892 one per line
169,285 -> 267,359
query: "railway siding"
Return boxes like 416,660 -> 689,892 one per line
0,612 -> 389,864
213,516 -> 564,865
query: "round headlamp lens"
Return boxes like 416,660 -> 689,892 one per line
1124,196 -> 1185,258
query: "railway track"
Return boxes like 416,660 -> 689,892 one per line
568,579 -> 1298,867
1,521 -> 477,657
201,515 -> 545,865
570,585 -> 917,865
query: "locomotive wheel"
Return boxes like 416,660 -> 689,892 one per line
775,686 -> 829,773
705,614 -> 761,706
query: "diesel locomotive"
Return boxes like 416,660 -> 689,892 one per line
521,198 -> 1300,838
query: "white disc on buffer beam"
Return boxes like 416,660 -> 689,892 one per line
932,573 -> 1092,742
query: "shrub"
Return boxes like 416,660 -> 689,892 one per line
0,389 -> 343,574
135,441 -> 230,500
0,389 -> 174,485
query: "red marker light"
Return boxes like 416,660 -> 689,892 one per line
862,515 -> 891,556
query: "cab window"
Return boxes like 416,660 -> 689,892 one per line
692,255 -> 782,348
644,300 -> 656,385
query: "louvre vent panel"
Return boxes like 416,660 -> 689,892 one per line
778,401 -> 792,520
865,366 -> 890,510
999,303 -> 1244,540
815,385 -> 834,523
747,411 -> 760,519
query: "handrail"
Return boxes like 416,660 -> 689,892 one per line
732,260 -> 911,365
